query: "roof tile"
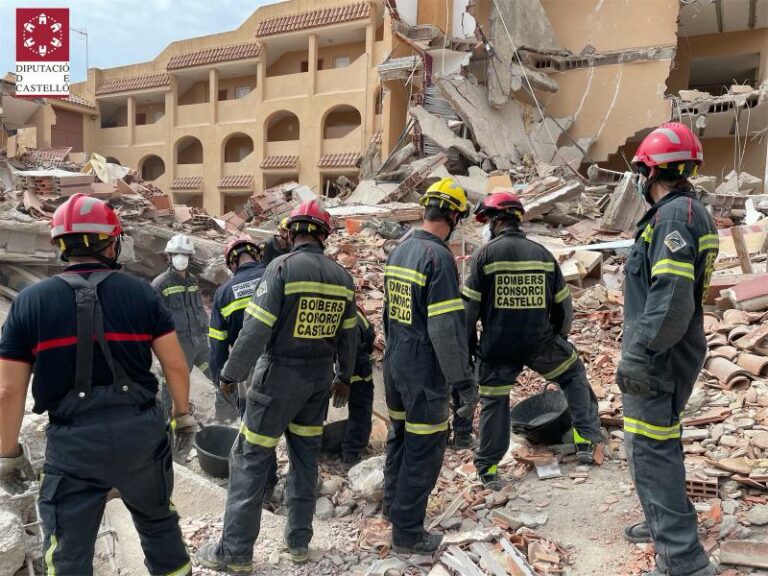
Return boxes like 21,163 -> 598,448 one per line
60,93 -> 96,108
170,176 -> 203,190
255,2 -> 370,37
260,155 -> 299,169
96,73 -> 171,96
218,175 -> 254,189
168,42 -> 262,70
317,152 -> 360,168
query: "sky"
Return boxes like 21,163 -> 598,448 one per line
1,0 -> 272,84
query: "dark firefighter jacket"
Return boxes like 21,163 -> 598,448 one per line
621,189 -> 719,391
352,306 -> 375,384
462,227 -> 573,363
208,261 -> 267,383
221,243 -> 357,383
151,268 -> 207,344
383,229 -> 472,387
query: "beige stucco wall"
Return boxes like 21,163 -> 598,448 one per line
60,0 -> 382,215
539,0 -> 679,162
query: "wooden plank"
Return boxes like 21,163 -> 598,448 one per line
732,226 -> 754,274
720,540 -> 768,568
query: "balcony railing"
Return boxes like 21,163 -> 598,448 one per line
316,58 -> 365,94
264,72 -> 309,101
322,127 -> 362,155
176,103 -> 209,127
219,91 -> 258,123
135,117 -> 167,144
175,164 -> 204,177
264,140 -> 301,157
223,158 -> 257,176
97,126 -> 129,147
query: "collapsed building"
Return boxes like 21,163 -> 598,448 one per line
4,0 -> 768,574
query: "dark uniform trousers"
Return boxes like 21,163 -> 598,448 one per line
474,334 -> 600,476
618,189 -> 718,576
343,375 -> 374,457
382,339 -> 449,543
219,355 -> 333,562
39,386 -> 190,576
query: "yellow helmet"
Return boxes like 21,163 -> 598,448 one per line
420,177 -> 469,218
279,217 -> 289,231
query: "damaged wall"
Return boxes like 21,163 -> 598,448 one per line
537,0 -> 679,163
666,28 -> 768,95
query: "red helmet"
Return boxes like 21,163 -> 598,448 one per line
286,199 -> 332,235
632,122 -> 704,170
224,234 -> 259,265
475,190 -> 525,223
51,193 -> 122,240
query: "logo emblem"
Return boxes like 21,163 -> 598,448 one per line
15,9 -> 70,98
664,230 -> 688,253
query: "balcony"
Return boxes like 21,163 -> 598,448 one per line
322,128 -> 362,155
316,57 -> 365,94
176,164 -> 204,178
265,140 -> 301,157
223,160 -> 256,176
264,72 -> 309,101
135,116 -> 167,144
219,91 -> 258,123
176,103 -> 209,127
97,126 -> 129,147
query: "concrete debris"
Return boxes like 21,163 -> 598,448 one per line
600,172 -> 646,233
410,105 -> 482,165
0,509 -> 25,576
348,455 -> 386,502
715,171 -> 763,196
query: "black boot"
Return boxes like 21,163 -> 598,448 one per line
453,432 -> 474,449
392,530 -> 443,555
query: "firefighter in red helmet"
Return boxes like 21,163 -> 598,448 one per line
464,189 -> 602,489
198,199 -> 356,572
619,123 -> 717,576
0,194 -> 192,575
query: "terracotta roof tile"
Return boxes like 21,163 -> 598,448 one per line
96,73 -> 171,95
167,42 -> 262,70
260,155 -> 299,169
218,175 -> 254,189
60,93 -> 95,108
255,2 -> 370,37
170,176 -> 203,190
318,152 -> 360,168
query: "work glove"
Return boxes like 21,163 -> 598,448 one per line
330,377 -> 350,409
455,380 -> 478,420
0,445 -> 35,495
218,374 -> 238,406
171,412 -> 196,432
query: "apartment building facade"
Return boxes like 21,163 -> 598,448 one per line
55,0 -> 388,215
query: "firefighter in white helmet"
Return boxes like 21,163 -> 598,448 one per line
152,235 -> 211,414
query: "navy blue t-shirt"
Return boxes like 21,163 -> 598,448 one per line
0,263 -> 174,414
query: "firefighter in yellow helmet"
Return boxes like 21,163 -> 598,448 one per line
261,217 -> 290,265
382,177 -> 476,553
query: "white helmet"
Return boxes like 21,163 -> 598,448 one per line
165,234 -> 195,255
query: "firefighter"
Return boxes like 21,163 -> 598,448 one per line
463,190 -> 602,488
0,194 -> 193,575
197,199 -> 357,572
261,217 -> 290,265
152,234 -> 211,413
382,177 -> 476,554
618,123 -> 717,576
336,303 -> 376,465
209,234 -> 278,507
209,235 -> 266,421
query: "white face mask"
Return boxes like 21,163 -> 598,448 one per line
481,223 -> 493,242
171,254 -> 189,271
